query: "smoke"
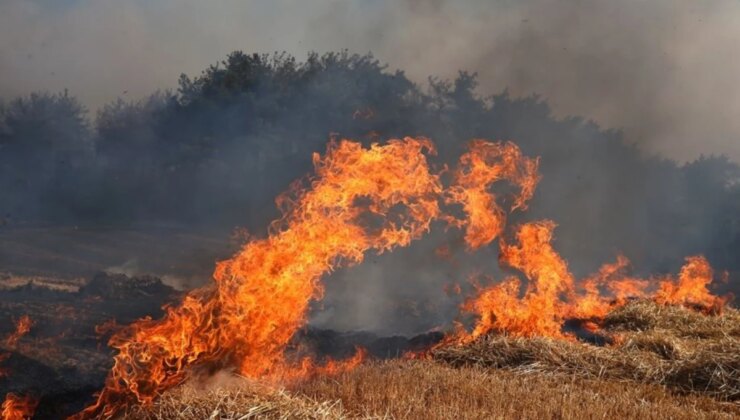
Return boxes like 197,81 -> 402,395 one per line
2,1 -> 740,162
1,1 -> 738,336
318,0 -> 740,163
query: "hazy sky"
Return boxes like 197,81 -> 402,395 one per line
2,0 -> 740,162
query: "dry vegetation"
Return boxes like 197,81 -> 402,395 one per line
127,302 -> 740,419
130,360 -> 739,420
122,372 -> 345,419
125,387 -> 344,420
434,301 -> 740,401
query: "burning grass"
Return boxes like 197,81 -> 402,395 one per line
131,359 -> 739,420
11,137 -> 732,417
128,301 -> 740,419
433,301 -> 740,401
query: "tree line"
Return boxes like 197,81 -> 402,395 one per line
1,51 -> 738,278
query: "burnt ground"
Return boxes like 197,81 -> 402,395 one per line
0,274 -> 443,418
0,225 -> 447,417
0,272 -> 183,418
0,224 -> 230,416
0,224 -> 235,286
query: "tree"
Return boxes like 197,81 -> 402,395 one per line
0,91 -> 91,221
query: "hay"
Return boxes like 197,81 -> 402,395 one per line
434,301 -> 740,400
603,301 -> 740,338
128,301 -> 740,419
123,378 -> 346,420
129,359 -> 740,420
433,335 -> 661,382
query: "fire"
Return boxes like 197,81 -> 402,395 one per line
1,393 -> 37,420
446,140 -> 539,250
655,256 -> 725,311
5,316 -> 32,348
74,137 -> 458,418
572,254 -> 648,319
458,221 -> 726,341
460,221 -> 575,340
68,135 -> 727,417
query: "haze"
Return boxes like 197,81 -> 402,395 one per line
2,0 -> 740,162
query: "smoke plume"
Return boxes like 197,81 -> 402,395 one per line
2,0 -> 740,161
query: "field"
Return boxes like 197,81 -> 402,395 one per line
1,227 -> 738,419
126,361 -> 736,419
0,224 -> 232,285
129,301 -> 740,419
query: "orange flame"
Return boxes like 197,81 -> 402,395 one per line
459,221 -> 727,341
572,254 -> 648,319
447,140 -> 539,250
461,221 -> 575,340
73,137 -> 456,418
655,255 -> 726,312
5,316 -> 32,348
1,393 -> 37,420
70,135 -> 728,417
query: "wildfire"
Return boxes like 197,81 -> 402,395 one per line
0,328 -> 38,420
460,221 -> 575,340
655,255 -> 725,312
5,316 -> 32,348
67,136 -> 727,418
74,138 -> 450,418
446,140 -> 539,250
457,221 -> 726,341
1,393 -> 37,420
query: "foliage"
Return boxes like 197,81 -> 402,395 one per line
0,51 -> 739,277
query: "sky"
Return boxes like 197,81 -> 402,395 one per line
1,0 -> 740,163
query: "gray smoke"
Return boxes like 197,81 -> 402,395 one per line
1,1 -> 738,336
2,0 -> 740,162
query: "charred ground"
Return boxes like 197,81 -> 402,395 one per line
0,272 -> 447,418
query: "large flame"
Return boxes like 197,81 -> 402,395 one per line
458,221 -> 727,341
446,140 -> 539,250
460,221 -> 575,340
75,137 -> 537,418
70,136 -> 727,417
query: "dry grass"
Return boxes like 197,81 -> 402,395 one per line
603,301 -> 740,338
131,360 -> 739,419
434,301 -> 740,400
297,360 -> 739,419
129,301 -> 740,419
123,375 -> 345,420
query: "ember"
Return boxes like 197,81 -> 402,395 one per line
5,317 -> 32,348
1,393 -> 37,420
